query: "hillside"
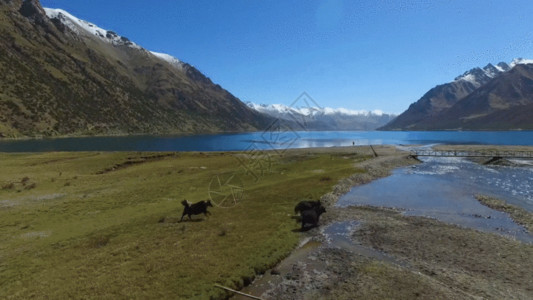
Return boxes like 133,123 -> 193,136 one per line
380,60 -> 533,130
422,64 -> 533,130
0,0 -> 270,137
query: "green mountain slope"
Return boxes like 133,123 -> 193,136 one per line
0,0 -> 270,137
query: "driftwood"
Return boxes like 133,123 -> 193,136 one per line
214,284 -> 264,300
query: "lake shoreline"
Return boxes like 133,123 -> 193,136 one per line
4,131 -> 533,152
236,144 -> 533,299
3,128 -> 533,141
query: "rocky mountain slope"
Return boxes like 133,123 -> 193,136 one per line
380,59 -> 533,130
247,102 -> 396,130
0,0 -> 270,137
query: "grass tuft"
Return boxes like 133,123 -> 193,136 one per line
2,182 -> 14,190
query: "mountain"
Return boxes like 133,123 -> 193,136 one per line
247,102 -> 396,130
0,0 -> 270,138
380,59 -> 533,130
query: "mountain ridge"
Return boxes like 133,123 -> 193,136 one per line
247,102 -> 396,131
0,0 -> 271,138
380,59 -> 533,130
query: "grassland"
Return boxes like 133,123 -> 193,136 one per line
0,148 -> 369,299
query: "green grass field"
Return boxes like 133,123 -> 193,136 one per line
0,149 -> 367,299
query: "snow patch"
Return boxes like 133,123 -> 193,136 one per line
494,65 -> 505,72
454,58 -> 531,86
456,74 -> 479,85
44,7 -> 187,71
510,58 -> 533,68
150,51 -> 185,70
44,8 -> 142,49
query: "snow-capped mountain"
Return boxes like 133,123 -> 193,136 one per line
44,8 -> 185,70
454,58 -> 533,88
454,62 -> 509,88
44,8 -> 142,49
247,102 -> 386,117
381,58 -> 533,130
0,0 -> 270,137
247,102 -> 396,131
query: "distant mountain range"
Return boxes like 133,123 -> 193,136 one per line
0,0 -> 270,137
247,102 -> 396,130
380,59 -> 533,130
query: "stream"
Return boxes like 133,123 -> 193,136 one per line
337,154 -> 533,243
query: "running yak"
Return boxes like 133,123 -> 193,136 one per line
180,200 -> 213,221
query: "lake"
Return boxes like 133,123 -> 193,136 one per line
1,131 -> 533,152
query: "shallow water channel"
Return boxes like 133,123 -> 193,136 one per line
337,155 -> 533,243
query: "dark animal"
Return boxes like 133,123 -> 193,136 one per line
301,205 -> 326,230
294,200 -> 321,215
180,199 -> 213,221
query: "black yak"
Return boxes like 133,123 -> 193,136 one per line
294,200 -> 321,215
301,205 -> 326,230
180,199 -> 213,221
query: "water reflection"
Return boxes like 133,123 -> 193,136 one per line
2,131 -> 533,152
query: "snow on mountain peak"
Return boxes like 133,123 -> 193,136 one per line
455,59 -> 531,86
510,58 -> 533,68
455,72 -> 482,86
44,8 -> 184,70
43,8 -> 141,49
150,51 -> 185,69
482,63 -> 500,78
494,62 -> 510,73
247,102 -> 387,117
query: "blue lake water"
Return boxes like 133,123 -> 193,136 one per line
1,131 -> 533,152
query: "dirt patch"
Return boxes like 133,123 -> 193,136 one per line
95,153 -> 177,174
352,207 -> 533,299
0,200 -> 16,208
21,231 -> 51,240
239,206 -> 533,300
29,153 -> 101,166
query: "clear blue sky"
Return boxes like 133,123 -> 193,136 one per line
41,0 -> 533,114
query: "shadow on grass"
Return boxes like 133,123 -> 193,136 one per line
158,217 -> 207,223
291,225 -> 318,233
179,218 -> 206,223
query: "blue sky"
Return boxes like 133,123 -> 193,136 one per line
41,0 -> 533,114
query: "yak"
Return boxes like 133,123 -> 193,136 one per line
301,205 -> 326,230
294,200 -> 321,215
180,199 -> 213,221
